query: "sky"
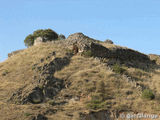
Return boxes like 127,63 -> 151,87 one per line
0,0 -> 160,62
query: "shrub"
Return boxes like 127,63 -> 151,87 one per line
104,39 -> 114,44
33,29 -> 58,42
86,99 -> 107,110
48,100 -> 55,106
24,29 -> 58,47
58,34 -> 66,40
142,89 -> 155,100
86,82 -> 108,110
112,64 -> 126,74
82,50 -> 93,57
24,113 -> 32,117
24,34 -> 35,47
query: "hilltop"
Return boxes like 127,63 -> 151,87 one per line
0,33 -> 160,120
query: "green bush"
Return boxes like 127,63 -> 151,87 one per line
86,99 -> 107,110
112,64 -> 126,74
82,50 -> 93,57
24,34 -> 35,47
24,113 -> 32,117
142,89 -> 155,100
24,29 -> 58,47
86,84 -> 107,110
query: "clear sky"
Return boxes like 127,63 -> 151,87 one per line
0,0 -> 160,62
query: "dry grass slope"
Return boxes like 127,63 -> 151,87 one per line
0,40 -> 160,120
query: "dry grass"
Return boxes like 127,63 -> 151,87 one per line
100,42 -> 128,49
0,41 -> 160,119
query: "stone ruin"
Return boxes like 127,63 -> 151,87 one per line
66,32 -> 97,53
34,37 -> 43,46
65,32 -> 156,69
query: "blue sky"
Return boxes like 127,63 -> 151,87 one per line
0,0 -> 160,62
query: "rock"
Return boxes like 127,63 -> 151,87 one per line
9,55 -> 71,104
66,32 -> 97,53
28,87 -> 44,104
67,33 -> 93,42
81,110 -> 112,120
104,39 -> 114,44
34,37 -> 43,46
91,42 -> 110,58
58,34 -> 66,40
32,114 -> 48,120
149,54 -> 160,65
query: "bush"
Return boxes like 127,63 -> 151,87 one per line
24,113 -> 32,117
104,39 -> 114,44
58,34 -> 66,40
86,82 -> 108,110
82,50 -> 93,57
24,29 -> 58,47
33,29 -> 58,42
86,99 -> 107,110
142,89 -> 155,100
24,34 -> 35,47
112,64 -> 126,74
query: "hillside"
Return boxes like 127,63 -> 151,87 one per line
0,33 -> 160,120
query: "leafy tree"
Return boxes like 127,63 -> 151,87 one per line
24,29 -> 59,47
24,34 -> 34,47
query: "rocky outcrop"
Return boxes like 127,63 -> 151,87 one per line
32,114 -> 48,120
34,37 -> 43,46
9,53 -> 73,104
66,32 -> 98,52
83,42 -> 154,69
81,111 -> 113,120
149,54 -> 160,65
80,110 -> 158,120
90,42 -> 110,58
104,39 -> 114,44
65,32 -> 155,69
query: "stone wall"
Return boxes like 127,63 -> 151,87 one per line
34,37 -> 43,46
149,54 -> 160,65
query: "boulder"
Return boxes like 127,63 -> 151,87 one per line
34,37 -> 43,46
104,39 -> 114,44
28,87 -> 44,104
32,114 -> 48,120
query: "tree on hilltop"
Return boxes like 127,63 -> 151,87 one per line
24,29 -> 59,47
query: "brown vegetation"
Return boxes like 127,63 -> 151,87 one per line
0,33 -> 160,120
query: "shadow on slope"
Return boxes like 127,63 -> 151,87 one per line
9,52 -> 74,104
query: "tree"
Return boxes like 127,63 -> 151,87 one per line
24,34 -> 34,47
24,29 -> 59,47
